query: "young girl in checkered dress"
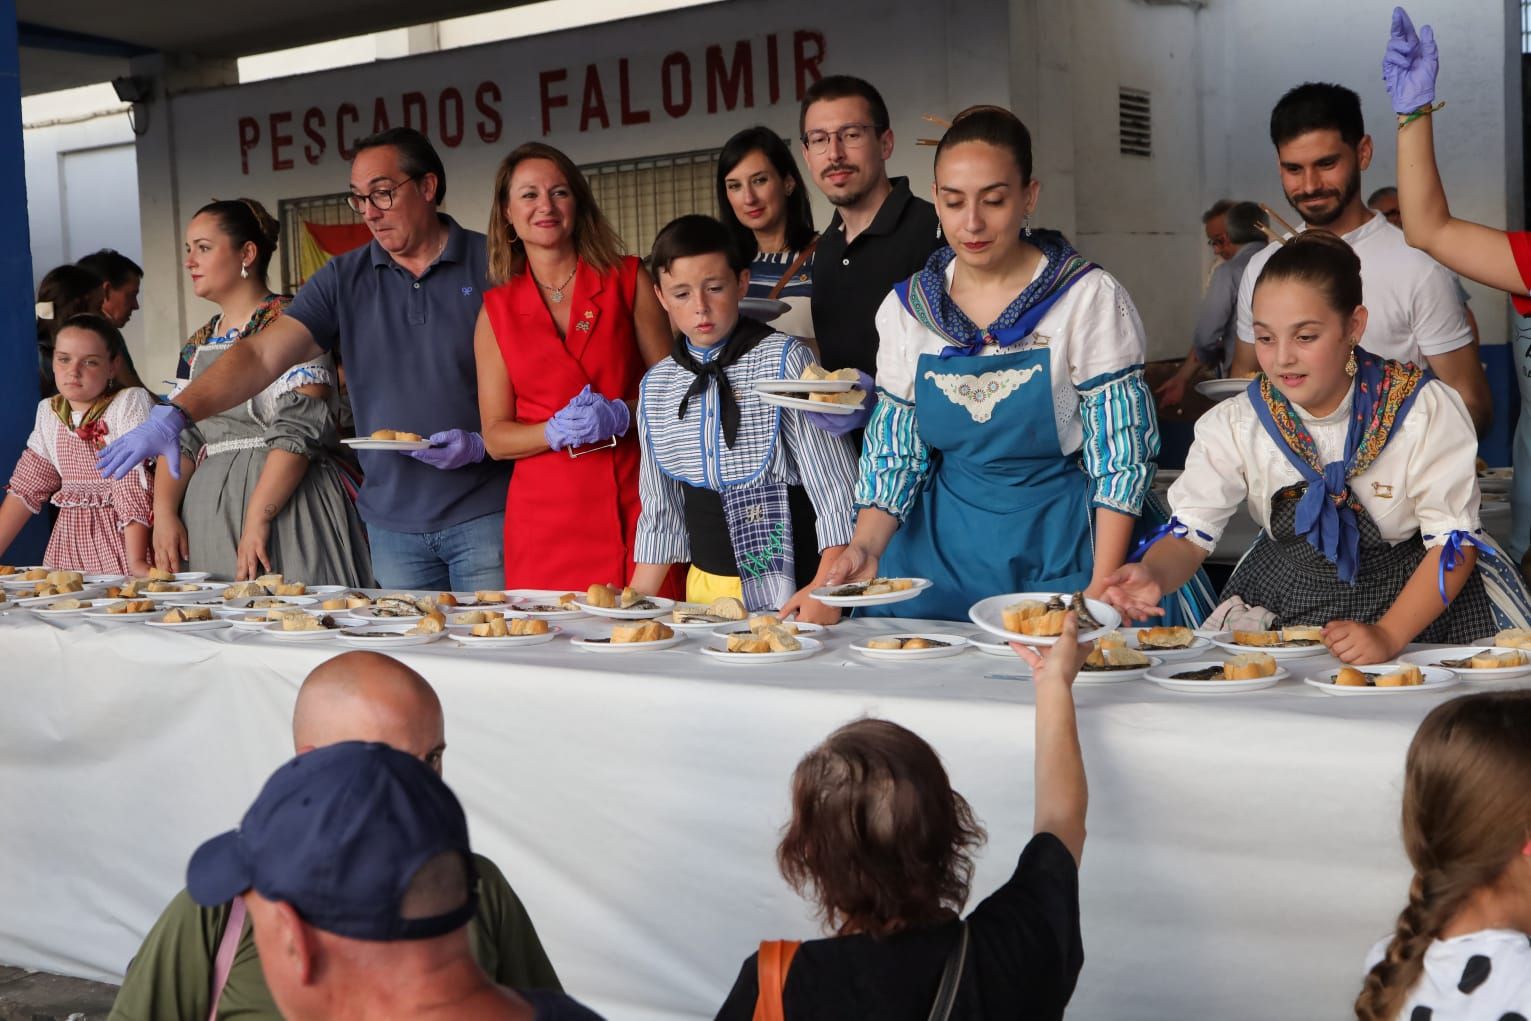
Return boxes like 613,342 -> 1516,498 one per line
1104,232 -> 1531,664
0,314 -> 154,574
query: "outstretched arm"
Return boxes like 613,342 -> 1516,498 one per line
1010,614 -> 1090,865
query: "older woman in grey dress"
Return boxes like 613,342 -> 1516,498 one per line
152,199 -> 372,585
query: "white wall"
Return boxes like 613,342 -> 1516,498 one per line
22,99 -> 146,367
124,0 -> 1520,377
135,0 -> 1007,379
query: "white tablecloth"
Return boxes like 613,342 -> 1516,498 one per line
0,608 -> 1507,1020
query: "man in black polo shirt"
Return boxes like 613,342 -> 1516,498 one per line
802,75 -> 941,438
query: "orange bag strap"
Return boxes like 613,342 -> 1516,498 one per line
751,939 -> 802,1021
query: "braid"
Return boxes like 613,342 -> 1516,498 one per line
1355,870 -> 1469,1021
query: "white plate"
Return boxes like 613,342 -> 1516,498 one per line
967,632 -> 1021,657
572,595 -> 675,619
83,573 -> 125,586
968,593 -> 1121,646
0,570 -> 52,589
1304,664 -> 1458,695
335,625 -> 445,647
173,571 -> 212,583
739,296 -> 793,321
1479,467 -> 1513,494
261,620 -> 346,641
1195,378 -> 1251,402
226,612 -> 314,631
444,609 -> 515,628
1118,628 -> 1212,661
570,633 -> 686,653
27,599 -> 102,617
849,633 -> 969,660
340,437 -> 433,451
218,595 -> 318,613
751,378 -> 857,395
449,627 -> 561,648
307,585 -> 348,596
666,610 -> 746,633
142,583 -> 225,603
1146,660 -> 1289,693
1209,631 -> 1329,660
1399,647 -> 1531,683
813,578 -> 932,608
753,390 -> 863,415
16,586 -> 107,606
142,618 -> 231,632
505,590 -> 587,619
712,620 -> 828,637
699,635 -> 822,664
348,605 -> 427,622
83,602 -> 160,621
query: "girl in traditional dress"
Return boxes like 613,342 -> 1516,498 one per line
0,313 -> 153,574
1104,232 -> 1531,664
1355,691 -> 1531,1021
801,106 -> 1213,623
153,199 -> 372,585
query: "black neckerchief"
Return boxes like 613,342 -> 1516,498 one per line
671,316 -> 774,447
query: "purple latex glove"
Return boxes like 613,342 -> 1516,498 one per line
557,395 -> 631,448
545,385 -> 600,451
97,404 -> 189,480
407,429 -> 485,470
805,370 -> 875,436
1382,7 -> 1437,115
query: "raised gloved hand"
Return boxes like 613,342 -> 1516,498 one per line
97,404 -> 189,480
1382,6 -> 1438,115
805,370 -> 875,436
407,429 -> 485,470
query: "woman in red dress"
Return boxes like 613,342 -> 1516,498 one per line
476,142 -> 674,590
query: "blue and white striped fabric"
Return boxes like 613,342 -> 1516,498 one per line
853,391 -> 928,521
635,330 -> 858,566
1078,365 -> 1158,515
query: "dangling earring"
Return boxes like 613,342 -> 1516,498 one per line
240,264 -> 249,280
507,222 -> 520,244
1345,343 -> 1358,377
1023,214 -> 1033,239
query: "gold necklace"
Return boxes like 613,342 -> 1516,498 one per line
536,265 -> 577,303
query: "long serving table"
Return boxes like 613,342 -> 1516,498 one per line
1,603 -> 1514,1020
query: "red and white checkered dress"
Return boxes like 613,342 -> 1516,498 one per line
6,389 -> 155,573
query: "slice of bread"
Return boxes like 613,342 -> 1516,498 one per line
1019,610 -> 1067,637
1002,599 -> 1048,633
1493,628 -> 1531,650
1374,664 -> 1423,688
586,584 -> 618,608
1471,650 -> 1528,669
706,596 -> 747,621
1232,630 -> 1281,647
1223,652 -> 1277,680
619,586 -> 646,608
1137,626 -> 1193,650
761,626 -> 801,653
1333,667 -> 1369,687
509,618 -> 549,636
613,620 -> 670,643
1281,625 -> 1323,643
472,616 -> 509,637
866,637 -> 904,650
727,635 -> 772,654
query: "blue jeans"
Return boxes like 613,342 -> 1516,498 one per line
368,512 -> 505,591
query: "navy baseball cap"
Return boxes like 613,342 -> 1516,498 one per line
187,741 -> 477,941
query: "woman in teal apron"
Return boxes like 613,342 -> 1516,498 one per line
812,106 -> 1213,624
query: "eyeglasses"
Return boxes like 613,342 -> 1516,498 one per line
1206,236 -> 1228,249
801,124 -> 880,155
346,176 -> 419,213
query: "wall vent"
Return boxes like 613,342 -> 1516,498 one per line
1119,87 -> 1152,158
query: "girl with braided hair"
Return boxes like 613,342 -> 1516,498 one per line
1356,690 -> 1531,1020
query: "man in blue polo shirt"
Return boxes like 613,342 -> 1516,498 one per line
100,128 -> 509,590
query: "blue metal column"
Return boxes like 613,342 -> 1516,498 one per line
0,0 -> 44,563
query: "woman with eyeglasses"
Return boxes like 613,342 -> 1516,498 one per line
152,198 -> 372,585
717,126 -> 819,349
475,142 -> 678,592
799,106 -> 1214,625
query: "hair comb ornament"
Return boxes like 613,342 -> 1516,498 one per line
35,301 -> 53,320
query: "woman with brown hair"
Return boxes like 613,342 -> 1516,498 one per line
475,142 -> 674,589
1355,690 -> 1531,1020
715,617 -> 1089,1020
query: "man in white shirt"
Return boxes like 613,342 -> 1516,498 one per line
1229,83 -> 1489,433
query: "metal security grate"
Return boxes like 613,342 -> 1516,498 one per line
1119,87 -> 1152,158
278,192 -> 366,292
581,148 -> 722,257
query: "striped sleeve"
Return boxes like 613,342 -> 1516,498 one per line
633,383 -> 692,566
1077,367 -> 1158,514
853,391 -> 929,521
780,343 -> 858,548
